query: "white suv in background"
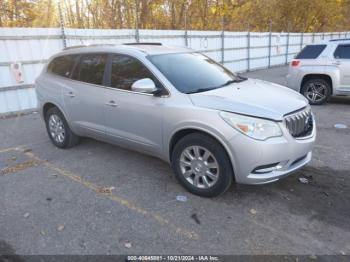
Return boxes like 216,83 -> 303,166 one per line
287,39 -> 350,104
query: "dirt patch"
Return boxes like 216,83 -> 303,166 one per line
0,160 -> 39,176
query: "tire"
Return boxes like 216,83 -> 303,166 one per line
301,78 -> 331,105
45,107 -> 79,149
171,133 -> 233,197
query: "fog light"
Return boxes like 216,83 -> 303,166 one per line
252,161 -> 287,174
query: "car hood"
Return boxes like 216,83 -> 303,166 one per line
188,78 -> 308,121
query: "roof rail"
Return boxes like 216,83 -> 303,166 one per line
63,45 -> 86,50
329,38 -> 350,42
63,44 -> 115,50
123,42 -> 162,46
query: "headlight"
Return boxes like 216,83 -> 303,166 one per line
219,112 -> 282,140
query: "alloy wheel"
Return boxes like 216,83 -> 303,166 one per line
48,114 -> 65,143
304,81 -> 327,103
179,146 -> 219,189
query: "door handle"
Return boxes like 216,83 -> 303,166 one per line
65,91 -> 76,97
105,100 -> 118,107
332,61 -> 341,66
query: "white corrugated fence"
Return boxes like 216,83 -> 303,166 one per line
0,27 -> 349,115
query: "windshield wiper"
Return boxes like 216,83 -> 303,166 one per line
186,76 -> 248,94
186,87 -> 220,94
219,77 -> 247,87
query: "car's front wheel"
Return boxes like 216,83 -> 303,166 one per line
171,133 -> 233,197
45,107 -> 79,149
301,78 -> 331,105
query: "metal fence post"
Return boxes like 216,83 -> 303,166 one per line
300,31 -> 304,51
247,23 -> 250,71
58,2 -> 66,49
268,20 -> 272,68
135,0 -> 140,42
221,17 -> 225,65
285,25 -> 290,65
184,8 -> 188,47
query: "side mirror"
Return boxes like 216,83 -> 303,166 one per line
131,78 -> 158,94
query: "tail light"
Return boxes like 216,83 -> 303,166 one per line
291,60 -> 300,67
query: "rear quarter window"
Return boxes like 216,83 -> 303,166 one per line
295,45 -> 327,59
334,44 -> 350,59
48,55 -> 79,77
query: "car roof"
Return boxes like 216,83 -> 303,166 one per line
328,38 -> 350,43
57,43 -> 194,57
306,39 -> 350,46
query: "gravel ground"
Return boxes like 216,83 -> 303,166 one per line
0,66 -> 349,256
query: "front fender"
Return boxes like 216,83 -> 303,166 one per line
163,111 -> 240,165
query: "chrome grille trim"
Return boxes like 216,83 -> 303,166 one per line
284,107 -> 313,138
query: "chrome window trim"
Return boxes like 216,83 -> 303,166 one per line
46,51 -> 171,98
46,73 -> 169,98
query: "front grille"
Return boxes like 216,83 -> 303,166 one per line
284,107 -> 313,138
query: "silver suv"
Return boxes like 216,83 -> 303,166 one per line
36,44 -> 316,197
287,39 -> 350,105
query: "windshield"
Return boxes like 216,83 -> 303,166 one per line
148,52 -> 245,94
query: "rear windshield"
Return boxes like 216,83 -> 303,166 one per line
295,45 -> 326,59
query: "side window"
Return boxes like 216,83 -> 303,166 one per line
295,45 -> 327,59
72,54 -> 107,85
48,55 -> 78,78
110,54 -> 154,91
334,45 -> 350,59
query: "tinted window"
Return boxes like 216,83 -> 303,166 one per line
148,52 -> 243,94
334,45 -> 350,59
72,54 -> 107,85
110,54 -> 154,90
48,55 -> 78,77
295,45 -> 326,59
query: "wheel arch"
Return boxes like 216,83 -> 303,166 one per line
168,128 -> 236,179
43,102 -> 57,118
42,102 -> 70,123
301,74 -> 333,95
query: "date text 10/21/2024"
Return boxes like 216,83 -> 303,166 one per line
127,255 -> 220,261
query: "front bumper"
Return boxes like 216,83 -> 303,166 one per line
286,71 -> 302,92
227,120 -> 316,184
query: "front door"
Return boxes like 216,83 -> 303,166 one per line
333,44 -> 350,90
103,53 -> 166,156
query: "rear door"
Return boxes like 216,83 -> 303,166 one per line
333,44 -> 350,90
47,54 -> 79,127
63,53 -> 108,138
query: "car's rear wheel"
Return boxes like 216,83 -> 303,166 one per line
45,107 -> 79,148
301,78 -> 331,105
171,133 -> 233,197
